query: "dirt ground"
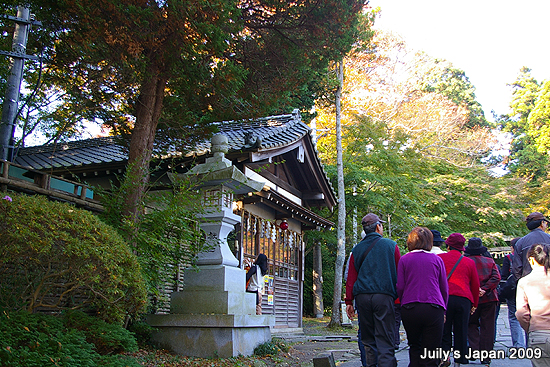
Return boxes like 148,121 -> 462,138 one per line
131,317 -> 362,367
265,317 -> 362,367
281,339 -> 360,367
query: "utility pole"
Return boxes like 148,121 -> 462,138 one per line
0,6 -> 39,161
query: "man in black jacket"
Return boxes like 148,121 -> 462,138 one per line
512,212 -> 550,347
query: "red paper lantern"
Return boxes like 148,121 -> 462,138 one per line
279,220 -> 288,230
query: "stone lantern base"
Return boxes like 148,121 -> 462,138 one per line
146,265 -> 275,358
146,313 -> 273,358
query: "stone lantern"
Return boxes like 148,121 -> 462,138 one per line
147,134 -> 274,358
186,133 -> 264,267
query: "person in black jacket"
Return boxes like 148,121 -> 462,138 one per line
246,254 -> 268,315
501,239 -> 525,348
512,212 -> 550,279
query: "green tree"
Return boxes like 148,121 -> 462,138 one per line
499,67 -> 549,183
527,80 -> 550,154
340,114 -> 427,243
421,163 -> 526,242
416,57 -> 488,128
0,0 -> 366,224
508,67 -> 541,132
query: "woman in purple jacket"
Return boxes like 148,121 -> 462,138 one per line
397,227 -> 449,367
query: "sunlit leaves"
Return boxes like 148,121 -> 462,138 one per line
314,29 -> 524,246
527,80 -> 550,154
499,67 -> 550,183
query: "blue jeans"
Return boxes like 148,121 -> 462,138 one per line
507,297 -> 526,348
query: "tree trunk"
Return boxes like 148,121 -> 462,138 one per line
312,241 -> 324,318
123,61 -> 167,224
329,60 -> 346,327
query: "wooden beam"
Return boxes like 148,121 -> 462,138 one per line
0,176 -> 103,211
302,192 -> 324,200
246,163 -> 302,197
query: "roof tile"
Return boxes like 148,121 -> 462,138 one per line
15,111 -> 310,170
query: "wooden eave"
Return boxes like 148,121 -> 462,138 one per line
241,188 -> 334,230
240,135 -> 336,211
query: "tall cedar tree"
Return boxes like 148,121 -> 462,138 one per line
6,0 -> 366,221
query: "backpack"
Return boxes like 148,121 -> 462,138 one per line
498,274 -> 518,300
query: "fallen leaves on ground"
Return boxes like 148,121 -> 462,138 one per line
125,346 -> 300,366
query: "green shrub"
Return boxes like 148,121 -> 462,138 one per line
253,341 -> 281,356
63,311 -> 138,355
0,193 -> 147,323
127,320 -> 157,346
0,311 -> 141,367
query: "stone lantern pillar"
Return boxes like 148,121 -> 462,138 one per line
147,134 -> 274,358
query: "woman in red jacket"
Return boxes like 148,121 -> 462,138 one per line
438,233 -> 480,366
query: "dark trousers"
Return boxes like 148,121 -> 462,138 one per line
357,308 -> 368,367
468,301 -> 498,361
442,295 -> 471,363
401,302 -> 445,367
355,293 -> 397,367
394,303 -> 402,348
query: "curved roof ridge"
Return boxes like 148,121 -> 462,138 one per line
16,136 -> 123,156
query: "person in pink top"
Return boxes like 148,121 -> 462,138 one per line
516,243 -> 550,366
438,233 -> 480,366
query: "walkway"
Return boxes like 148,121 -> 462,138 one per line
337,303 -> 531,366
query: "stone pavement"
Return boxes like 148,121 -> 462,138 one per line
283,304 -> 533,367
336,303 -> 532,367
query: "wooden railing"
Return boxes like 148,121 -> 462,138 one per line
0,159 -> 103,212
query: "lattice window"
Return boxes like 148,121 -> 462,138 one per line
241,211 -> 302,280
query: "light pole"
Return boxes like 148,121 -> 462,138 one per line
0,6 -> 40,161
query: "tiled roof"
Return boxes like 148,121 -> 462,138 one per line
197,109 -> 309,154
14,136 -> 128,170
15,109 -> 310,170
14,109 -> 336,209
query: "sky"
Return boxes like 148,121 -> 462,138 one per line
367,0 -> 550,121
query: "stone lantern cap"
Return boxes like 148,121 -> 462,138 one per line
183,133 -> 264,194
